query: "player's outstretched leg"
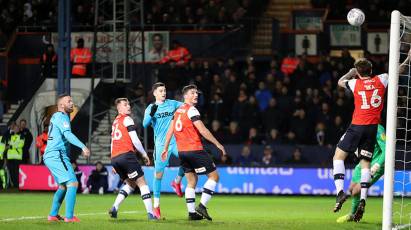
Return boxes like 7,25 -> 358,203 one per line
196,171 -> 218,221
109,182 -> 135,218
353,160 -> 371,221
333,148 -> 348,212
137,177 -> 158,220
353,199 -> 366,222
337,183 -> 360,223
186,186 -> 203,220
171,167 -> 184,197
153,174 -> 162,219
64,181 -> 80,222
48,185 -> 66,221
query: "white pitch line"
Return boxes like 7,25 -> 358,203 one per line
0,210 -> 142,222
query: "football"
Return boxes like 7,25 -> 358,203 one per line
347,8 -> 365,26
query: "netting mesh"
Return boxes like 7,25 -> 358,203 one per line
392,14 -> 411,230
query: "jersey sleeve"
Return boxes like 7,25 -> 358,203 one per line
173,100 -> 183,110
56,114 -> 72,133
142,105 -> 152,128
378,73 -> 388,88
347,79 -> 357,92
187,106 -> 201,121
123,116 -> 135,129
124,116 -> 147,156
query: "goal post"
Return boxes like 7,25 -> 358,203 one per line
382,10 -> 401,230
382,10 -> 411,230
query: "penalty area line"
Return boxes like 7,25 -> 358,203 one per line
0,210 -> 141,222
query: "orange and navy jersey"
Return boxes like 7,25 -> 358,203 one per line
173,103 -> 203,152
347,73 -> 388,125
111,114 -> 135,158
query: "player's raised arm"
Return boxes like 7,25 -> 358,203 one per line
124,116 -> 150,165
161,118 -> 175,161
338,68 -> 358,88
193,120 -> 226,156
59,117 -> 89,157
142,104 -> 157,128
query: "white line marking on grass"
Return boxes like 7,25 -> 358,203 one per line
0,211 -> 142,222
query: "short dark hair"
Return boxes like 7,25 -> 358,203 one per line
354,58 -> 372,77
152,82 -> 165,91
182,84 -> 197,95
57,93 -> 70,103
114,97 -> 129,106
152,33 -> 163,40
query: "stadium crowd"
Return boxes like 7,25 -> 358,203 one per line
157,50 -> 388,149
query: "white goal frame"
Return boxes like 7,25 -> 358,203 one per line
383,10 -> 403,230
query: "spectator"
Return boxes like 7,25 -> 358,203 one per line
71,161 -> 83,193
281,53 -> 300,76
147,33 -> 168,62
285,147 -> 308,165
236,145 -> 257,166
84,161 -> 108,194
245,127 -> 263,145
290,109 -> 313,144
18,119 -> 33,164
0,134 -> 5,189
35,124 -> 48,163
263,98 -> 285,132
261,145 -> 276,166
315,122 -> 326,146
40,44 -> 57,78
6,123 -> 24,188
255,81 -> 272,111
208,92 -> 224,122
266,129 -> 282,145
327,116 -> 346,145
217,154 -> 233,166
70,38 -> 92,77
223,121 -> 243,144
159,40 -> 191,66
210,120 -> 225,141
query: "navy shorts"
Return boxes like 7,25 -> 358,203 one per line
337,124 -> 378,161
179,150 -> 216,175
111,152 -> 144,181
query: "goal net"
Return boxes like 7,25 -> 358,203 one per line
383,10 -> 411,230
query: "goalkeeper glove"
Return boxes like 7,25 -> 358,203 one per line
370,163 -> 380,176
150,104 -> 158,117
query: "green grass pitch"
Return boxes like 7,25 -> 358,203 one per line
0,192 -> 383,230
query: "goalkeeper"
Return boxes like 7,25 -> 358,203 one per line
337,124 -> 386,223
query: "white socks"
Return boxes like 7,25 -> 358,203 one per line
333,160 -> 345,193
360,168 -> 371,200
140,185 -> 153,214
200,179 -> 217,207
154,198 -> 160,208
185,187 -> 196,213
113,184 -> 134,210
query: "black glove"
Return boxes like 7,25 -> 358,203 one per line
150,104 -> 158,117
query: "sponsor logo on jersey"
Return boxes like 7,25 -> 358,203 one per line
63,122 -> 70,128
127,171 -> 138,178
195,167 -> 206,173
360,149 -> 372,158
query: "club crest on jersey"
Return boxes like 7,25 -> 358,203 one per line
63,122 -> 70,128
